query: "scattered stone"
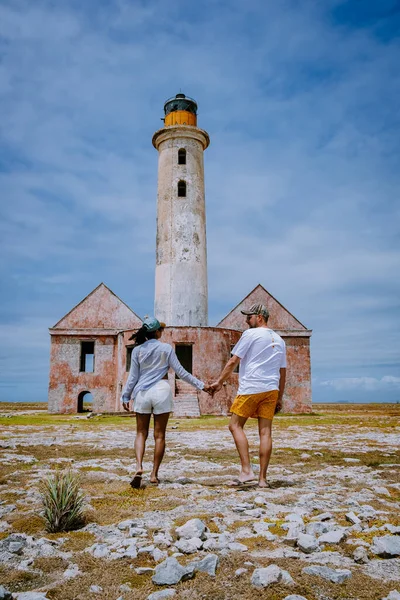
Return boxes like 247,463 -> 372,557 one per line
253,521 -> 273,534
189,553 -> 219,576
244,508 -> 264,518
285,513 -> 304,524
306,521 -> 331,537
87,543 -> 110,559
346,511 -> 361,525
284,522 -> 305,545
359,505 -> 377,519
118,519 -> 135,530
15,595 -> 49,600
371,536 -> 400,558
382,592 -> 400,600
364,558 -> 400,582
129,526 -> 148,537
302,565 -> 352,583
319,529 -> 346,544
311,512 -> 333,521
174,537 -> 203,554
153,547 -> 168,562
135,567 -> 154,574
90,585 -> 103,593
0,586 -> 12,600
373,486 -> 391,496
228,542 -> 248,552
232,502 -> 254,513
251,564 -> 294,588
385,525 -> 400,535
152,557 -> 195,585
147,590 -> 176,600
175,519 -> 206,540
63,563 -> 81,579
297,533 -> 319,554
254,496 -> 267,505
153,532 -> 173,547
353,546 -> 369,563
138,544 -> 155,555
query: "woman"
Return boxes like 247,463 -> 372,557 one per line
121,316 -> 209,488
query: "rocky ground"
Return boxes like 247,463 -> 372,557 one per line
0,403 -> 399,600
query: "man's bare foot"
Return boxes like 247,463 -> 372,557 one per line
237,471 -> 256,484
258,479 -> 271,488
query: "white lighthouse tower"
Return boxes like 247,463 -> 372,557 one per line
152,93 -> 210,326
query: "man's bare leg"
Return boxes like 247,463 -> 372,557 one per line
228,413 -> 255,482
258,417 -> 273,487
151,412 -> 170,483
134,413 -> 151,474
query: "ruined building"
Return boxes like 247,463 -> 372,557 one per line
48,94 -> 312,415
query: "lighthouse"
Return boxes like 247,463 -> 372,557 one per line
152,93 -> 210,326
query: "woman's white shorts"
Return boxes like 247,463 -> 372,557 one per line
134,380 -> 173,415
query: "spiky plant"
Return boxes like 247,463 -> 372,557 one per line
39,470 -> 86,533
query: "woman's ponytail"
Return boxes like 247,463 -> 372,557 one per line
129,326 -> 158,346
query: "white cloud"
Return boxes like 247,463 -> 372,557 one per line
320,376 -> 400,392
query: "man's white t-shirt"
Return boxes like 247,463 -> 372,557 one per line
232,327 -> 286,395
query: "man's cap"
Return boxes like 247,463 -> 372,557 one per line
241,303 -> 269,319
142,316 -> 166,332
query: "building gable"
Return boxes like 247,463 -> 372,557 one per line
52,283 -> 142,330
217,284 -> 307,332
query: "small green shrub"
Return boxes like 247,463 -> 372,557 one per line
39,470 -> 86,533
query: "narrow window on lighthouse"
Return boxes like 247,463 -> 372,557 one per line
178,180 -> 187,197
178,148 -> 186,165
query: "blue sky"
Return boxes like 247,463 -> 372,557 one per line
1,0 -> 399,403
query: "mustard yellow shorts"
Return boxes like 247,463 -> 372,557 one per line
230,390 -> 279,420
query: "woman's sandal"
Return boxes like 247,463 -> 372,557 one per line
130,472 -> 143,489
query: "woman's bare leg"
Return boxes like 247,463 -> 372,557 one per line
151,412 -> 170,483
134,413 -> 151,474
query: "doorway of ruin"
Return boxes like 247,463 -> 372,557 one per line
77,391 -> 93,413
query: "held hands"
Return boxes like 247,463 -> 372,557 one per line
203,385 -> 214,396
203,381 -> 223,396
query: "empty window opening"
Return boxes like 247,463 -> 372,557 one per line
77,391 -> 92,413
231,346 -> 239,373
178,180 -> 186,197
178,148 -> 186,165
175,344 -> 193,377
126,346 -> 134,372
80,341 -> 95,372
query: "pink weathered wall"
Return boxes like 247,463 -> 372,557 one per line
284,337 -> 312,413
48,335 -> 118,413
217,284 -> 307,332
53,283 -> 142,330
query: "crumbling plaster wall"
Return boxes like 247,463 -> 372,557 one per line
218,284 -> 307,331
54,284 -> 141,330
154,127 -> 209,327
48,335 -> 118,413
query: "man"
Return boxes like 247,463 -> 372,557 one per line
210,304 -> 286,488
